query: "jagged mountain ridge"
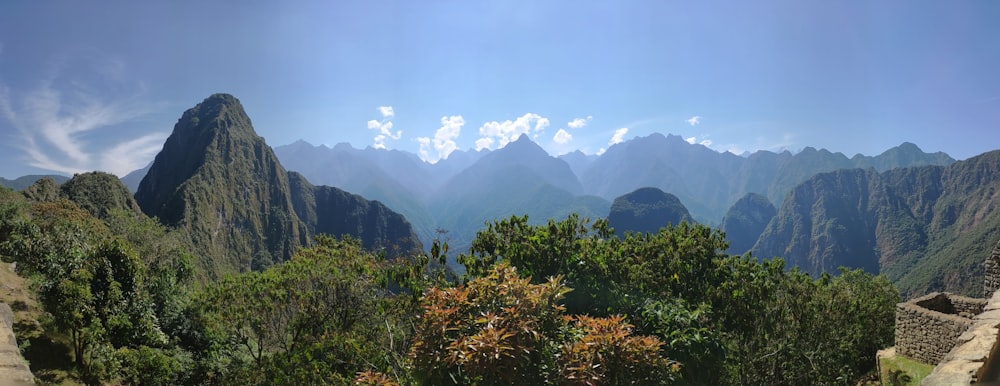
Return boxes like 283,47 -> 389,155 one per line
267,133 -> 952,255
134,94 -> 421,277
752,151 -> 1000,297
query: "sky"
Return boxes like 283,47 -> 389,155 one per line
1,1 -> 999,178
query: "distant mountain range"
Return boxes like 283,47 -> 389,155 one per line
265,131 -> 954,265
9,93 -> 991,297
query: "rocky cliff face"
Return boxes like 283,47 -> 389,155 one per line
135,94 -> 420,276
607,187 -> 693,238
752,151 -> 1000,297
721,193 -> 775,255
287,172 -> 421,256
136,94 -> 306,274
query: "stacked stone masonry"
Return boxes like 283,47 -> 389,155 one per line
985,240 -> 1000,298
894,292 -> 982,365
0,303 -> 34,384
922,290 -> 1000,385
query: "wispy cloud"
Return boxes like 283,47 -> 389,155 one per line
567,115 -> 592,129
0,73 -> 166,176
475,113 -> 549,150
367,105 -> 401,149
553,128 -> 572,144
416,115 -> 465,162
686,115 -> 701,126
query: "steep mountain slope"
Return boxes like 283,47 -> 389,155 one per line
607,187 -> 693,237
752,151 -> 1000,297
135,94 -> 307,274
135,94 -> 421,277
753,169 -> 881,275
721,193 -> 776,255
61,172 -> 143,220
286,172 -> 421,255
0,175 -> 70,191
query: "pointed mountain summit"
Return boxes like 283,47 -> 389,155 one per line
136,94 -> 306,274
136,94 -> 421,277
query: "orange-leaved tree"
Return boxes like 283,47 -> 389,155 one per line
408,263 -> 678,385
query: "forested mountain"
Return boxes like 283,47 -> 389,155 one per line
134,94 -> 420,276
752,151 -> 1000,297
61,172 -> 143,220
607,187 -> 693,237
0,175 -> 70,190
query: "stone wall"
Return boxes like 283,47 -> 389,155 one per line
985,241 -> 1000,297
923,290 -> 1000,385
895,292 -> 978,365
915,292 -> 987,318
0,302 -> 34,384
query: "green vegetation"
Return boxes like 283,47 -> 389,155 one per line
1,173 -> 899,385
878,353 -> 933,385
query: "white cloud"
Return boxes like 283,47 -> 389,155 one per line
685,136 -> 696,144
609,127 -> 629,145
686,116 -> 701,126
475,113 -> 549,150
597,147 -> 607,156
416,137 -> 431,161
700,139 -> 713,147
567,115 -> 592,129
0,77 -> 165,176
367,106 -> 401,149
475,137 -> 494,151
416,115 -> 465,162
553,129 -> 573,144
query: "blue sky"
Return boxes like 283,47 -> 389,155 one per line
1,1 -> 999,178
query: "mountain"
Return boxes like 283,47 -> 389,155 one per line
752,151 -> 1000,297
135,94 -> 308,274
582,133 -> 742,223
287,172 -> 421,255
430,134 -> 608,255
61,172 -> 143,220
0,175 -> 70,191
580,134 -> 955,223
607,187 -> 693,238
274,141 -> 438,245
121,162 -> 152,193
135,94 -> 420,277
721,193 -> 776,255
558,150 -> 597,178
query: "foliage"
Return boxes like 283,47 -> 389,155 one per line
460,214 -> 899,385
410,263 -> 678,385
199,235 -> 418,385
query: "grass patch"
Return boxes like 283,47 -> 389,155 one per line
879,353 -> 934,385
